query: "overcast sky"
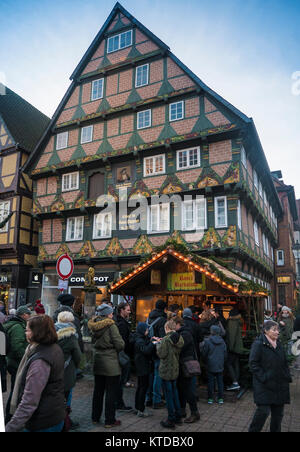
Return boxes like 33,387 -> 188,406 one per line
1,0 -> 300,197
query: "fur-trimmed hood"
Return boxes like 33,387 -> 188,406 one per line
88,317 -> 115,333
55,324 -> 77,341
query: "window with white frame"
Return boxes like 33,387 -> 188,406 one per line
237,200 -> 242,229
56,132 -> 68,150
137,109 -> 151,129
254,221 -> 259,246
258,181 -> 263,198
144,154 -> 165,176
107,30 -> 132,53
169,101 -> 184,121
91,79 -> 104,101
253,170 -> 258,189
0,201 -> 10,233
93,212 -> 112,239
241,146 -> 247,168
62,172 -> 79,192
148,203 -> 170,233
277,250 -> 285,266
135,64 -> 149,88
262,233 -> 269,255
66,217 -> 84,241
182,198 -> 207,231
215,197 -> 227,228
81,125 -> 93,144
177,147 -> 200,170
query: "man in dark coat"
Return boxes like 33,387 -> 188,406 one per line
248,320 -> 292,432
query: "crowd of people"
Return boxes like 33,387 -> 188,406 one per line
0,295 -> 299,433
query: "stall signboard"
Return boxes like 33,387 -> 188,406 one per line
167,272 -> 206,291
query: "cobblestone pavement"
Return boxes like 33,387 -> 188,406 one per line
2,368 -> 300,432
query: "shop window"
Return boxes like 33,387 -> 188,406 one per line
88,172 -> 104,200
66,217 -> 84,241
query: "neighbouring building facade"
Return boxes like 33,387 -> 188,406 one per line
0,86 -> 50,310
24,3 -> 282,317
272,171 -> 298,309
293,200 -> 300,291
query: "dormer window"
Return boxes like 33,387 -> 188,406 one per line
107,30 -> 132,53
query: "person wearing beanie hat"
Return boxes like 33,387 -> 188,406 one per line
183,308 -> 193,319
34,301 -> 45,315
200,323 -> 227,404
3,305 -> 32,422
277,306 -> 295,350
133,322 -> 156,417
88,304 -> 125,428
53,294 -> 83,354
146,300 -> 168,409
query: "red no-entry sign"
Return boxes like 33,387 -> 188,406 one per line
56,254 -> 74,281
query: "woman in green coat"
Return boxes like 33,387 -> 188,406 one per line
88,303 -> 124,428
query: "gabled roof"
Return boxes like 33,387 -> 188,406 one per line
0,85 -> 50,153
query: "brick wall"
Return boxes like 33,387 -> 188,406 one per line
209,140 -> 232,165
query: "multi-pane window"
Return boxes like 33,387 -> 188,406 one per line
144,154 -> 165,176
177,147 -> 200,170
182,199 -> 207,231
215,197 -> 227,228
137,110 -> 151,129
0,201 -> 10,233
277,250 -> 285,266
81,125 -> 93,144
254,221 -> 259,246
253,170 -> 258,189
107,30 -> 132,53
262,234 -> 269,256
237,200 -> 242,229
148,204 -> 170,233
62,172 -> 79,192
241,146 -> 247,167
66,217 -> 84,241
258,181 -> 263,198
56,132 -> 68,150
169,101 -> 184,121
93,212 -> 112,239
91,79 -> 104,101
135,64 -> 149,88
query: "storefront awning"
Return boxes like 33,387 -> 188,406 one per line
110,246 -> 268,298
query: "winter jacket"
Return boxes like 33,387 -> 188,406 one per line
249,334 -> 292,406
55,323 -> 82,392
3,316 -> 28,372
294,315 -> 300,332
156,332 -> 184,381
0,323 -> 7,392
198,318 -> 220,340
53,306 -> 84,352
279,317 -> 294,343
200,335 -> 227,373
88,317 -> 124,376
177,326 -> 197,363
115,314 -> 133,356
148,309 -> 167,338
134,333 -> 155,376
226,314 -> 244,354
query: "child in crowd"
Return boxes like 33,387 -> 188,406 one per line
200,325 -> 227,404
156,320 -> 184,429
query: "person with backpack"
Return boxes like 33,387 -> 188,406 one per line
156,319 -> 184,429
200,325 -> 227,404
146,300 -> 168,409
133,322 -> 156,417
0,322 -> 7,393
3,305 -> 32,423
55,311 -> 82,431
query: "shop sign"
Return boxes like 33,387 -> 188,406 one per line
167,272 -> 206,291
32,272 -> 42,285
151,270 -> 161,285
0,274 -> 10,284
277,276 -> 291,284
69,273 -> 114,286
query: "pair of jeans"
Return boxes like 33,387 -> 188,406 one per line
24,421 -> 64,433
227,352 -> 240,383
161,380 -> 182,423
177,375 -> 198,414
92,375 -> 120,424
207,372 -> 224,399
117,359 -> 131,407
152,359 -> 162,404
249,404 -> 285,432
135,375 -> 150,412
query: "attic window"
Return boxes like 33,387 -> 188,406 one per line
107,30 -> 132,53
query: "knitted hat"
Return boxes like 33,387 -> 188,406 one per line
34,301 -> 45,315
282,306 -> 292,312
210,325 -> 221,335
182,308 -> 193,319
96,303 -> 113,317
16,306 -> 32,316
156,299 -> 167,311
137,322 -> 149,336
57,293 -> 75,307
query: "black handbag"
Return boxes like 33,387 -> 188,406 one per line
182,358 -> 201,378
